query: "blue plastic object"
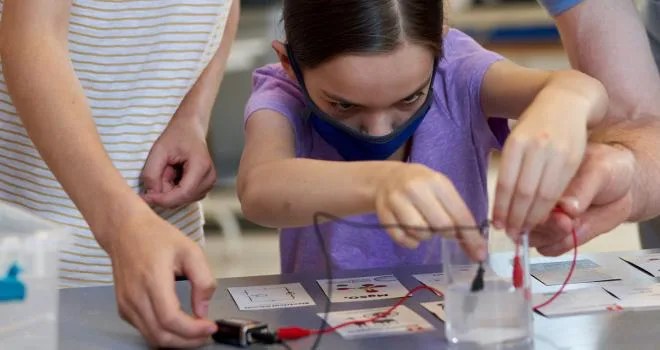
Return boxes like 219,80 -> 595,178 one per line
489,26 -> 561,43
537,0 -> 583,17
0,262 -> 26,302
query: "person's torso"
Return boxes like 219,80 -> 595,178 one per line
0,0 -> 232,286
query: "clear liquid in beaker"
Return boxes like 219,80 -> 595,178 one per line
445,279 -> 532,349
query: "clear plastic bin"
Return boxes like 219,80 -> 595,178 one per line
0,201 -> 69,350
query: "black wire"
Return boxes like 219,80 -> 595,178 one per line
470,262 -> 485,292
311,212 -> 333,350
310,212 -> 491,350
314,212 -> 491,235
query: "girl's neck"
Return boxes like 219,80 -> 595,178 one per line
387,140 -> 413,162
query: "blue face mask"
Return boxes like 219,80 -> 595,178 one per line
286,45 -> 437,161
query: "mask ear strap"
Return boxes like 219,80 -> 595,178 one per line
410,57 -> 439,118
285,44 -> 318,123
285,45 -> 310,92
428,57 -> 439,94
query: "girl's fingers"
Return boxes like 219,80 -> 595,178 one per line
493,136 -> 525,230
506,143 -> 547,235
378,204 -> 420,249
407,184 -> 454,239
389,197 -> 432,242
524,148 -> 566,230
433,180 -> 485,261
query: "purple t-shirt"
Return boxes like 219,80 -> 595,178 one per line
244,29 -> 508,273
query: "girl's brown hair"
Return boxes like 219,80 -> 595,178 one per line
283,0 -> 444,69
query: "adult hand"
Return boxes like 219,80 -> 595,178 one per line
141,111 -> 216,209
530,142 -> 635,256
108,209 -> 218,347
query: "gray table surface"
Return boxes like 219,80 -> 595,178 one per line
60,249 -> 660,350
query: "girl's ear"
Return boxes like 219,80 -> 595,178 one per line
272,40 -> 297,82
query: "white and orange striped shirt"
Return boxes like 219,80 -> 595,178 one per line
0,0 -> 232,286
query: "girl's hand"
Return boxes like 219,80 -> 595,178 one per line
493,71 -> 608,237
375,163 -> 487,261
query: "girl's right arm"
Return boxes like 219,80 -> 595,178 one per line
237,109 -> 487,260
238,109 -> 390,227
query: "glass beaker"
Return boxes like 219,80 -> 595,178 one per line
442,224 -> 533,349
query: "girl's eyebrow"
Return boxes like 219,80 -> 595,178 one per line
401,76 -> 433,101
321,90 -> 363,107
320,75 -> 433,107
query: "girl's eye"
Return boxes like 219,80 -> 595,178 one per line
402,92 -> 424,104
332,101 -> 355,111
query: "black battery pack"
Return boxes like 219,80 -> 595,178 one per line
212,318 -> 270,347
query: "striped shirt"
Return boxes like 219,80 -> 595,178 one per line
0,0 -> 232,287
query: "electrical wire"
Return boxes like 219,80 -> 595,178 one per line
268,210 -> 579,348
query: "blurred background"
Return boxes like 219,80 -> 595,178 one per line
202,0 -> 641,278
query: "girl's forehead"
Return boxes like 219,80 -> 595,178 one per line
304,44 -> 435,106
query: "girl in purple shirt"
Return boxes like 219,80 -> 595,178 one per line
238,0 -> 608,273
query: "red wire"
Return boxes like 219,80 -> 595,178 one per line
533,224 -> 578,310
277,285 -> 442,340
513,237 -> 524,289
